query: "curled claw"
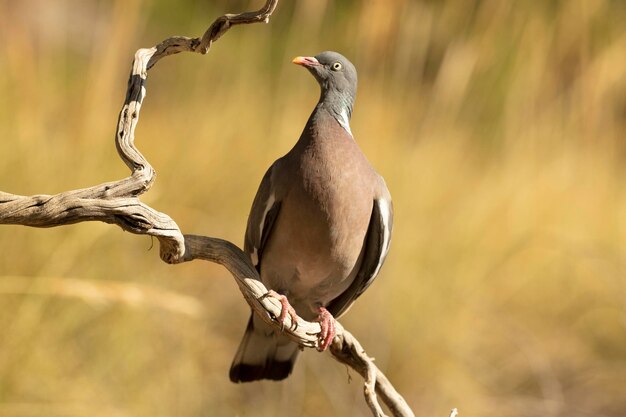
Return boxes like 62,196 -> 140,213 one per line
261,290 -> 298,330
315,306 -> 336,351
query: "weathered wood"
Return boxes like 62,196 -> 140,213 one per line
0,2 -> 415,416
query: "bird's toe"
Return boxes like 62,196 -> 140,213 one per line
262,289 -> 299,331
315,306 -> 336,351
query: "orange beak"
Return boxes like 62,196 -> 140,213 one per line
292,56 -> 320,67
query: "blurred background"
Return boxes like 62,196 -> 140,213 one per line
1,0 -> 626,416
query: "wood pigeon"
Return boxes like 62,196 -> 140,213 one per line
230,51 -> 393,383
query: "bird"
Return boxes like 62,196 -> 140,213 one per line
229,51 -> 393,383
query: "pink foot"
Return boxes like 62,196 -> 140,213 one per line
315,306 -> 336,351
263,290 -> 298,330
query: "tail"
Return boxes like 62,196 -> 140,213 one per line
229,313 -> 300,383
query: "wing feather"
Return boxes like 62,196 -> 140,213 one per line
244,164 -> 282,271
326,197 -> 393,317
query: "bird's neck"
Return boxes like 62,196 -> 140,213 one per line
317,90 -> 355,137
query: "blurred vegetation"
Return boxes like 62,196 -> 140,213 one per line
1,0 -> 626,416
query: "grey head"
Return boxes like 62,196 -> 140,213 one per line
293,51 -> 357,134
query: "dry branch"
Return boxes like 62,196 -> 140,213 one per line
0,1 -> 414,416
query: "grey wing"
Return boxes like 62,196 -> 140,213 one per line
326,196 -> 393,318
244,163 -> 282,272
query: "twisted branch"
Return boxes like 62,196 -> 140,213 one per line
0,2 -> 414,416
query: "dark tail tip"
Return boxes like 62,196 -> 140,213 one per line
229,360 -> 294,383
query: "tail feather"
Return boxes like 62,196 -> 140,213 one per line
229,313 -> 300,383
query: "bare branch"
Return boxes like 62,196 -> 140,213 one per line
0,1 -> 415,416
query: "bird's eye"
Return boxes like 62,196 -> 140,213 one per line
331,62 -> 342,71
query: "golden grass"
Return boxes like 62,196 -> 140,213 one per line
1,0 -> 625,416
